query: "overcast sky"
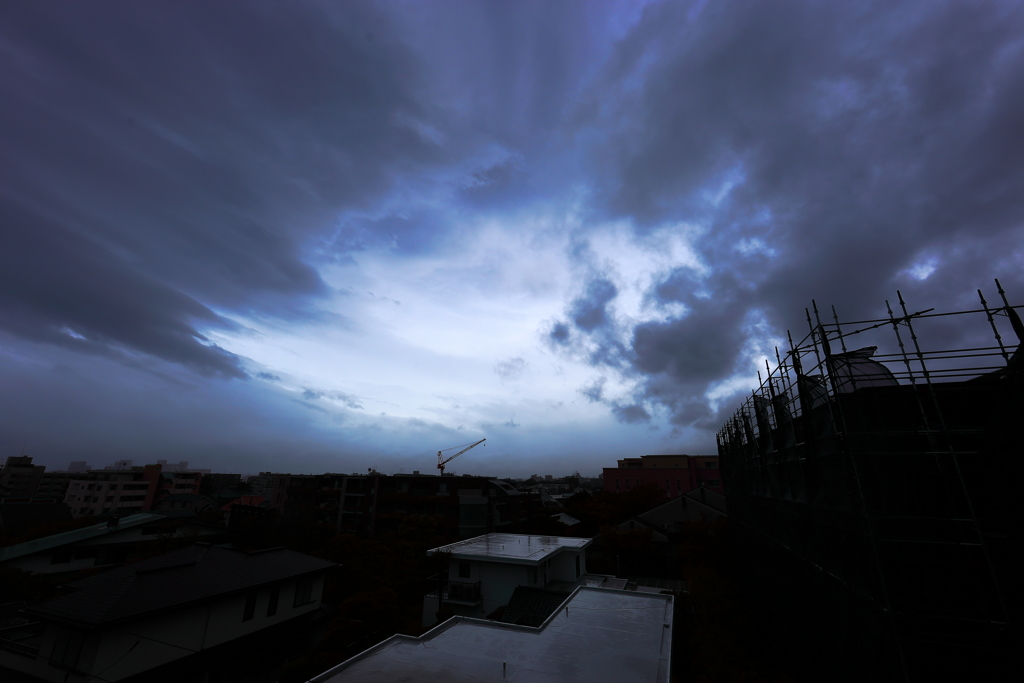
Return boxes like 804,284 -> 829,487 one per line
2,1 -> 1022,477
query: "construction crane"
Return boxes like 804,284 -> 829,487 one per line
437,438 -> 485,474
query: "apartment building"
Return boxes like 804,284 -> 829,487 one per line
62,464 -> 203,518
0,456 -> 46,499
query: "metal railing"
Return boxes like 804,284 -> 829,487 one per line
445,580 -> 481,603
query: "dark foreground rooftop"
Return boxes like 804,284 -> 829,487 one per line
29,543 -> 335,627
310,587 -> 673,683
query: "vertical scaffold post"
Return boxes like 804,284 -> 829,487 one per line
978,288 -> 1010,363
897,291 -> 1009,626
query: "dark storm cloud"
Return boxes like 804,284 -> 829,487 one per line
301,388 -> 364,410
570,278 -> 618,332
566,0 -> 1024,431
612,403 -> 651,425
579,377 -> 606,403
0,1 -> 451,373
494,357 -> 527,382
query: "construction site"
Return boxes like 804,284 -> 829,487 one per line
716,281 -> 1022,682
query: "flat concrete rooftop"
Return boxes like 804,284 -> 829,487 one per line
310,586 -> 673,683
427,533 -> 590,565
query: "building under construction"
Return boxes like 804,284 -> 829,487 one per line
716,281 -> 1022,682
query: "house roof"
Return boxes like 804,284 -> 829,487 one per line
310,587 -> 673,683
28,544 -> 336,628
0,513 -> 165,562
427,533 -> 590,565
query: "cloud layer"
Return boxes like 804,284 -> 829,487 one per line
2,0 -> 1023,474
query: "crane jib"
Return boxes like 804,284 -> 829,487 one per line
436,438 -> 486,472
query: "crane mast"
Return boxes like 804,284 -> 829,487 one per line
437,438 -> 486,474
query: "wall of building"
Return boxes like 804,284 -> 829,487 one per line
602,459 -> 724,498
546,548 -> 585,584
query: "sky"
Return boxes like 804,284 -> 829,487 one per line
2,0 -> 1023,477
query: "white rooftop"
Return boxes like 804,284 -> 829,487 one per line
427,533 -> 590,565
310,587 -> 673,683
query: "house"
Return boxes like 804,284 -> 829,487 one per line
312,586 -> 673,683
0,544 -> 336,683
0,513 -> 226,574
422,533 -> 594,626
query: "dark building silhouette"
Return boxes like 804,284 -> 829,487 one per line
717,285 -> 1022,681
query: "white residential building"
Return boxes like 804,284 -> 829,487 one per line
423,533 -> 595,625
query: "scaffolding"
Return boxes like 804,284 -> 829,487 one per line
717,280 -> 1022,682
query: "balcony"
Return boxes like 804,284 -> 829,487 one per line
424,577 -> 482,606
446,580 -> 481,605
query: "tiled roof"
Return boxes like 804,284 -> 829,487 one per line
29,544 -> 336,627
0,513 -> 164,562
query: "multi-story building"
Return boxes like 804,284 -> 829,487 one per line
716,288 -> 1023,680
0,456 -> 46,499
602,454 -> 724,498
34,471 -> 78,502
62,464 -> 203,518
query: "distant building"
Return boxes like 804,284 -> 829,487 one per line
33,471 -> 78,502
602,454 -> 724,498
0,513 -> 226,574
152,493 -> 217,516
0,544 -> 335,682
62,464 -> 203,518
65,461 -> 90,473
312,587 -> 673,683
0,456 -> 46,499
265,472 -> 540,539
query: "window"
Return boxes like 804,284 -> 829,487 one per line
615,479 -> 619,490
531,567 -> 538,584
705,462 -> 716,468
706,479 -> 720,486
575,554 -> 581,579
676,479 -> 680,491
458,561 -> 471,579
293,579 -> 314,607
267,585 -> 280,617
243,591 -> 257,621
